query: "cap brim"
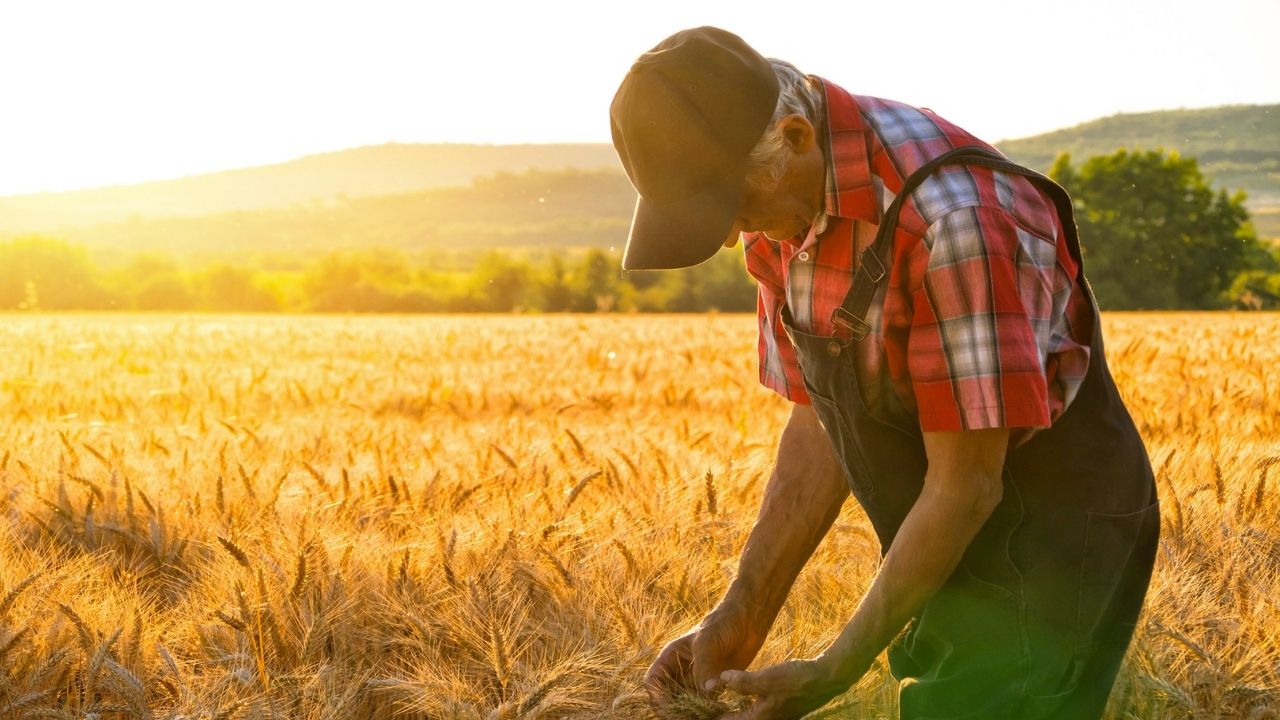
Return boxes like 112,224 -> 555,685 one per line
620,173 -> 744,271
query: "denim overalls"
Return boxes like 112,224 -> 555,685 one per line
783,147 -> 1160,719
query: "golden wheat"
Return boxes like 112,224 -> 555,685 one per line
0,312 -> 1276,719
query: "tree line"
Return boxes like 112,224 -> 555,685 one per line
1,149 -> 1276,313
0,240 -> 760,313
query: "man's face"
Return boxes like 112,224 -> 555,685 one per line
723,115 -> 827,248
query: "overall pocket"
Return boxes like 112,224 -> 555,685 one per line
1076,500 -> 1161,646
1019,500 -> 1160,717
893,565 -> 1030,720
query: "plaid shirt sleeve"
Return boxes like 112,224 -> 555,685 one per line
756,284 -> 812,405
744,235 -> 812,405
909,205 -> 1055,432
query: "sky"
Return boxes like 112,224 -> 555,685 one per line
0,0 -> 1276,196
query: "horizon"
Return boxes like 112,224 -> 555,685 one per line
0,101 -> 1272,199
1,0 -> 1277,196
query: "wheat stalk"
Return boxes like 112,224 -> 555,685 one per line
0,571 -> 42,617
218,535 -> 252,569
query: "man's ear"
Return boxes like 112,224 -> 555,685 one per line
778,114 -> 817,153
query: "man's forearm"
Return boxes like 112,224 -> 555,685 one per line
722,404 -> 849,627
815,429 -> 1008,684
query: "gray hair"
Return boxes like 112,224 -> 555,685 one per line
745,59 -> 824,192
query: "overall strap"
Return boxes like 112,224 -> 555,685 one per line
831,145 -> 1083,341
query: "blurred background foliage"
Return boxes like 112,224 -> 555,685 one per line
2,145 -> 1277,313
0,237 -> 761,313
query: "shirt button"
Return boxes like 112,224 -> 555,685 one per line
797,251 -> 810,262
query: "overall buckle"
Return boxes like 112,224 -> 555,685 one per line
859,249 -> 886,283
832,308 -> 872,342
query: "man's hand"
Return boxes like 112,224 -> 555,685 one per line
646,403 -> 848,715
705,428 -> 1010,719
716,659 -> 850,720
644,601 -> 767,714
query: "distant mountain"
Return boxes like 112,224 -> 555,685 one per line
0,143 -> 622,233
49,168 -> 639,260
2,105 -> 1275,248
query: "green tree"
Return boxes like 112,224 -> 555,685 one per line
540,252 -> 575,312
1050,149 -> 1259,309
194,264 -> 280,311
302,249 -> 414,312
0,236 -> 115,309
115,254 -> 194,310
682,252 -> 756,312
572,249 -> 621,312
1227,270 -> 1280,309
627,252 -> 756,312
471,251 -> 537,312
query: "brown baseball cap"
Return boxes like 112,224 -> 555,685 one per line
610,27 -> 780,270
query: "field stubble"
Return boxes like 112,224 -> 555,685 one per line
0,312 -> 1277,719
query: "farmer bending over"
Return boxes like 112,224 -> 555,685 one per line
609,26 -> 1160,720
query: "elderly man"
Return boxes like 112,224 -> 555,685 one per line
609,27 -> 1161,720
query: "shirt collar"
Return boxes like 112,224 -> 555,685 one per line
815,77 -> 879,228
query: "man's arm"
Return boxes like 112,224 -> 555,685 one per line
719,428 -> 1008,718
721,401 -> 850,640
645,402 -> 848,704
817,428 -> 1008,679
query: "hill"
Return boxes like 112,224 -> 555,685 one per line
1,104 -> 1276,248
54,168 -> 639,261
997,104 -> 1279,208
0,143 -> 621,233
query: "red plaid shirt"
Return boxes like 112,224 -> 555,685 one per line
745,79 -> 1092,436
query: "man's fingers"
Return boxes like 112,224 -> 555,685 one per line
642,664 -> 682,705
720,668 -> 762,696
644,637 -> 697,707
691,649 -> 723,694
642,658 -> 677,689
646,640 -> 691,684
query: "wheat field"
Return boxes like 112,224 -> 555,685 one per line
0,313 -> 1277,719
